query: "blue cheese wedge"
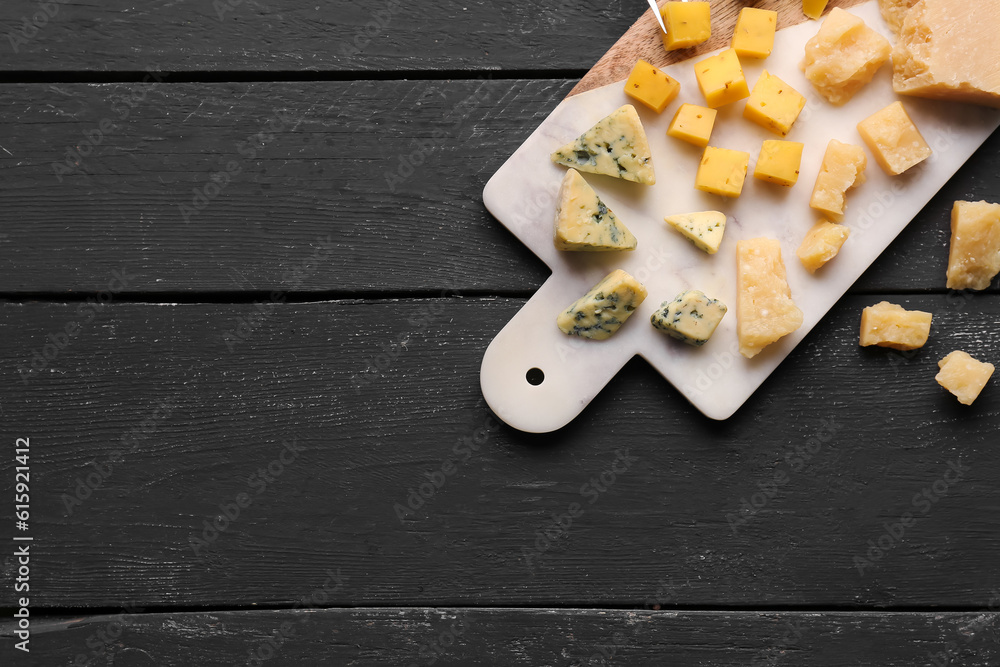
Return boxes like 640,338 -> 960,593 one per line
555,169 -> 637,252
650,290 -> 728,346
664,211 -> 727,254
550,105 -> 655,185
557,269 -> 647,340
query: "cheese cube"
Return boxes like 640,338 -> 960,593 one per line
557,269 -> 647,340
800,8 -> 891,105
803,0 -> 830,20
554,169 -> 637,252
732,8 -> 777,59
936,350 -> 995,405
797,220 -> 850,273
754,140 -> 804,187
651,290 -> 728,346
660,1 -> 712,51
810,139 -> 867,221
857,101 -> 932,176
551,105 -> 655,185
736,238 -> 804,359
859,301 -> 932,350
624,59 -> 681,113
696,146 -> 749,198
946,200 -> 1000,290
889,0 -> 1000,108
664,211 -> 727,254
695,49 -> 750,109
667,104 -> 717,148
743,72 -> 806,137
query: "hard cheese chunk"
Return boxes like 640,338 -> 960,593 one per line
696,146 -> 749,198
797,220 -> 850,272
664,211 -> 727,254
936,351 -> 995,405
857,102 -> 931,176
946,200 -> 1000,290
810,140 -> 867,221
695,49 -> 750,108
890,0 -> 1000,108
667,104 -> 717,147
554,169 -> 637,252
878,0 -> 919,34
800,8 -> 891,105
660,1 -> 712,51
803,0 -> 830,20
736,238 -> 804,359
624,59 -> 681,113
732,8 -> 777,59
551,105 -> 655,185
859,301 -> 932,350
651,290 -> 728,346
743,71 -> 806,136
754,140 -> 804,186
557,269 -> 647,340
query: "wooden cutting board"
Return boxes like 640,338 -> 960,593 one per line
570,0 -> 868,97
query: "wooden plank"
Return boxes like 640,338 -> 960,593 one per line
0,81 -> 996,294
3,608 -> 999,666
1,296 -> 997,609
0,0 -> 630,73
570,0 -> 868,97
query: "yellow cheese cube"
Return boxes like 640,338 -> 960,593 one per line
624,59 -> 681,113
754,140 -> 804,186
732,8 -> 777,59
810,139 -> 867,222
736,238 -> 804,359
857,101 -> 932,176
946,200 -> 1000,290
694,49 -> 750,109
803,0 -> 830,20
801,8 -> 891,105
660,1 -> 712,51
743,71 -> 806,136
796,219 -> 850,272
696,146 -> 750,198
859,301 -> 932,350
936,350 -> 995,405
667,104 -> 717,147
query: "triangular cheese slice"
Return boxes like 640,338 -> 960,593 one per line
554,169 -> 637,252
550,105 -> 655,185
664,211 -> 727,254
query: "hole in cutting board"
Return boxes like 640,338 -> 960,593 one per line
526,367 -> 545,386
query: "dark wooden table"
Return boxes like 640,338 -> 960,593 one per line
1,1 -> 998,664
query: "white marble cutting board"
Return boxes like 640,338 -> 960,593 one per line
481,1 -> 1000,432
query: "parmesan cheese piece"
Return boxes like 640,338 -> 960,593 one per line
946,200 -> 1000,290
797,220 -> 850,273
809,140 -> 867,222
551,105 -> 655,185
736,238 -> 804,359
859,301 -> 932,350
553,169 -> 637,252
857,101 -> 932,176
936,350 -> 995,405
877,0 -> 919,34
888,0 -> 1000,109
800,8 -> 891,105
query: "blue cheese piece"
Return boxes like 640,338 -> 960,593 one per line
557,269 -> 648,340
664,211 -> 727,254
650,289 -> 728,346
550,105 -> 655,185
555,169 -> 637,252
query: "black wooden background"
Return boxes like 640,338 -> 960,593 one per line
0,1 -> 998,665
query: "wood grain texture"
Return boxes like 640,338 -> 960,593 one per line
0,0 -> 635,73
0,81 -> 996,294
1,296 -> 997,609
570,0 -> 870,96
2,609 -> 999,666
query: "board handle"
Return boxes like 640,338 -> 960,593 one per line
480,275 -> 635,433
